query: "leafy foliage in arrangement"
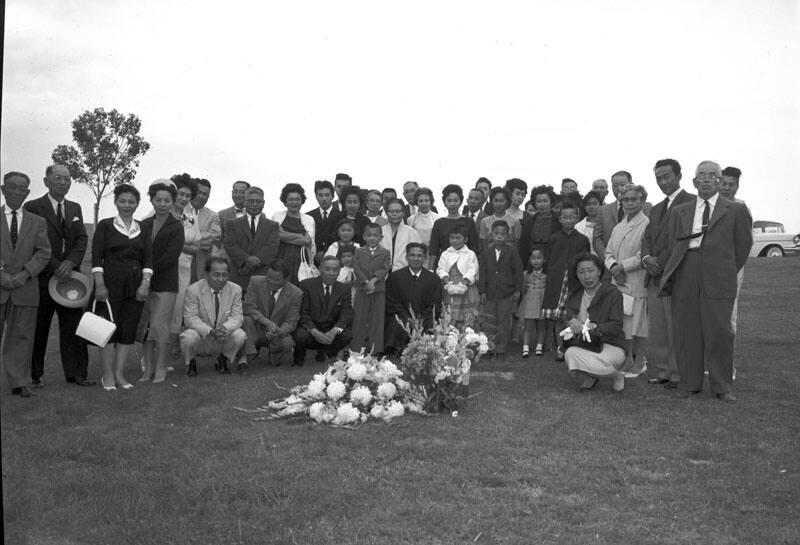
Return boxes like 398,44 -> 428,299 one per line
51,107 -> 150,224
251,307 -> 489,426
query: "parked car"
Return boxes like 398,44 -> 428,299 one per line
750,221 -> 800,257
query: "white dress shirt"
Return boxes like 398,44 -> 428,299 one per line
689,192 -> 719,248
3,205 -> 23,229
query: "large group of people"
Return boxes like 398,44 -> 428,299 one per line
0,160 -> 752,402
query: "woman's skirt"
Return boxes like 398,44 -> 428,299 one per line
541,269 -> 569,320
565,344 -> 626,377
137,291 -> 177,343
444,263 -> 479,323
623,296 -> 648,339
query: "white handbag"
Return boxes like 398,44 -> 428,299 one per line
76,300 -> 117,347
297,247 -> 319,282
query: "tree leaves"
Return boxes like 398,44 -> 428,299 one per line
51,107 -> 150,224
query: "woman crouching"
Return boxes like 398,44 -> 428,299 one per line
563,252 -> 626,392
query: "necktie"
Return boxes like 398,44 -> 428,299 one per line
10,210 -> 18,249
250,215 -> 256,238
701,200 -> 710,233
324,284 -> 331,305
412,273 -> 418,282
213,290 -> 220,326
57,202 -> 66,254
271,289 -> 279,309
617,203 -> 624,223
322,210 -> 328,221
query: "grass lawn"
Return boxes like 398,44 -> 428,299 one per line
2,258 -> 799,545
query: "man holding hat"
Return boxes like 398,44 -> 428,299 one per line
24,164 -> 92,387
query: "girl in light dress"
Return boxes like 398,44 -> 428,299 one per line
574,191 -> 603,256
326,218 -> 361,259
436,225 -> 480,327
406,188 -> 439,269
518,248 -> 547,358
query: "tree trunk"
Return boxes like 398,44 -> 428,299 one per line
94,200 -> 100,226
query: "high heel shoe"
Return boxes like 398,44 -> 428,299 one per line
117,381 -> 134,390
100,377 -> 117,391
139,357 -> 154,382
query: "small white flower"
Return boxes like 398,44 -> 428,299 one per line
385,400 -> 405,419
464,327 -> 475,334
306,380 -> 326,398
370,405 -> 386,420
395,378 -> 410,391
326,380 -> 346,401
350,385 -> 373,406
333,403 -> 360,425
309,402 -> 325,422
286,394 -> 303,405
376,382 -> 397,400
406,401 -> 425,414
347,361 -> 368,381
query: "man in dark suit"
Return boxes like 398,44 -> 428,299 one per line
23,164 -> 92,387
641,159 -> 696,388
1,171 -> 52,398
384,243 -> 442,354
292,255 -> 353,365
240,259 -> 303,368
659,161 -> 752,403
331,173 -> 352,213
462,188 -> 488,228
593,170 -> 652,259
216,180 -> 249,259
306,180 -> 341,255
223,186 -> 280,291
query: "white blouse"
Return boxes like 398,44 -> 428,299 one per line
407,210 -> 440,246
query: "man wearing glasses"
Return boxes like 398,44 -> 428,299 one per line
222,186 -> 280,292
659,161 -> 752,403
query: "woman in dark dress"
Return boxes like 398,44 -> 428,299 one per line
92,184 -> 153,391
138,180 -> 184,383
518,185 -> 561,265
272,183 -> 316,285
429,184 -> 480,268
339,185 -> 370,245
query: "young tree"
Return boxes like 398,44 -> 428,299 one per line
52,107 -> 150,224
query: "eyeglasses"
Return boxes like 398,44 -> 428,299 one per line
695,173 -> 719,181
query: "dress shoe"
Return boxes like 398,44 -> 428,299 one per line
70,376 -> 96,386
237,362 -> 249,375
611,374 -> 625,392
215,355 -> 230,374
186,359 -> 198,377
716,392 -> 736,403
31,378 -> 44,388
664,381 -> 679,390
647,378 -> 669,385
554,348 -> 564,362
100,377 -> 117,391
12,386 -> 34,398
579,377 -> 599,391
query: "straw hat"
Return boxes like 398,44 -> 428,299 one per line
48,271 -> 93,308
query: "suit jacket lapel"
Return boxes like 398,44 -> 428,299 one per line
708,198 -> 730,230
37,196 -> 62,234
200,281 -> 216,324
0,206 -> 11,251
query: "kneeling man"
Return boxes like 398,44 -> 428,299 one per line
384,243 -> 442,354
293,255 -> 353,366
180,257 -> 246,376
240,259 -> 303,368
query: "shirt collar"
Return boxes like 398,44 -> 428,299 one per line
667,188 -> 683,203
113,216 -> 141,239
699,193 -> 720,207
4,205 -> 23,217
47,193 -> 64,212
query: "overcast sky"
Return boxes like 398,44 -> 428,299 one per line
2,0 -> 799,230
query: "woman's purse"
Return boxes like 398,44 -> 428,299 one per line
76,300 -> 117,347
563,330 -> 603,353
297,247 -> 319,282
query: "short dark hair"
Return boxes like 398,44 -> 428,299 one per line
475,177 -> 492,189
413,187 -> 434,205
405,242 -> 428,255
148,181 -> 177,200
612,170 -> 632,183
196,178 -> 211,190
340,185 -> 363,206
381,187 -> 397,196
582,190 -> 603,205
653,159 -> 682,178
505,178 -> 528,194
561,178 -> 577,187
321,255 -> 341,268
337,243 -> 356,257
113,183 -> 140,203
384,198 -> 404,212
335,217 -> 355,232
364,222 -> 383,235
205,256 -> 230,272
172,173 -> 198,199
441,184 -> 464,203
530,185 -> 557,206
233,180 -> 250,190
314,180 -> 334,194
570,251 -> 606,284
45,164 -> 69,177
491,220 -> 510,233
489,186 -> 511,205
4,171 -> 31,185
268,258 -> 290,278
722,166 -> 741,181
559,200 -> 579,215
449,224 -> 468,238
280,183 -> 307,204
335,173 -> 352,183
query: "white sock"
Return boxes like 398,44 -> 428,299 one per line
522,344 -> 530,352
535,343 -> 543,350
